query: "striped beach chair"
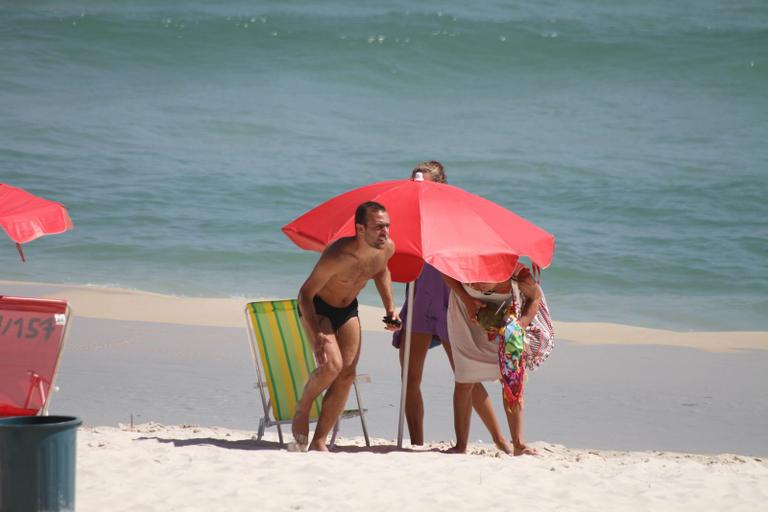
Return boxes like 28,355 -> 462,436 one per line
244,299 -> 370,447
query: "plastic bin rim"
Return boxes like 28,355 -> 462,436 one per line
0,415 -> 82,428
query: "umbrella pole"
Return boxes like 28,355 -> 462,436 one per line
16,243 -> 26,262
397,280 -> 415,449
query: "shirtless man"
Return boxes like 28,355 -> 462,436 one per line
292,201 -> 400,451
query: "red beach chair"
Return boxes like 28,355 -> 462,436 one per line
0,296 -> 72,417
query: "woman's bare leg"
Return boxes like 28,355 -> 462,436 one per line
399,332 -> 432,445
442,341 -> 512,454
503,397 -> 536,456
446,382 -> 474,453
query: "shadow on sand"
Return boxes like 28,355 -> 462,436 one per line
135,436 -> 426,454
136,436 -> 282,451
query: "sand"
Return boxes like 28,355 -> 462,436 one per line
2,279 -> 768,511
77,424 -> 768,512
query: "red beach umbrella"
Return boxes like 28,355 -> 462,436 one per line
283,176 -> 554,283
283,174 -> 555,448
0,183 -> 74,262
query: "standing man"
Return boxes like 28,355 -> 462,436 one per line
293,201 -> 400,451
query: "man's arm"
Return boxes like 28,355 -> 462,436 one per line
373,240 -> 398,330
298,252 -> 346,362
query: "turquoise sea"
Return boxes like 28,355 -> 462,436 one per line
2,0 -> 767,331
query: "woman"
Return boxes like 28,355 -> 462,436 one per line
393,161 -> 508,449
443,264 -> 542,455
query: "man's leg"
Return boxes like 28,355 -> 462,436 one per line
309,315 -> 362,451
442,342 -> 512,454
399,332 -> 432,446
292,316 -> 342,448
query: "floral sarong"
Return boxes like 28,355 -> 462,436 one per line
496,315 -> 526,408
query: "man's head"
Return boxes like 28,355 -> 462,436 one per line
354,201 -> 390,249
411,160 -> 446,183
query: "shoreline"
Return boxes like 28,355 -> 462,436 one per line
2,279 -> 765,352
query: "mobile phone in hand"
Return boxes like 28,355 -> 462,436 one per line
382,315 -> 402,328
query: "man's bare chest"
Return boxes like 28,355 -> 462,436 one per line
335,257 -> 385,284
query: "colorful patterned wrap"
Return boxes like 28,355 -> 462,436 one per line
491,276 -> 556,407
496,314 -> 526,407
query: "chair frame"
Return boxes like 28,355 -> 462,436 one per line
244,301 -> 370,448
0,297 -> 72,417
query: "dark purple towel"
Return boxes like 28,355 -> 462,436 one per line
392,263 -> 450,349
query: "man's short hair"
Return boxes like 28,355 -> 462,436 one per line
355,201 -> 386,226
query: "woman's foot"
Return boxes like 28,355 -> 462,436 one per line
493,438 -> 514,455
444,444 -> 467,454
513,442 -> 537,456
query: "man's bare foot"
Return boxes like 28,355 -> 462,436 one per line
444,445 -> 467,454
291,409 -> 309,452
513,443 -> 538,456
308,439 -> 329,452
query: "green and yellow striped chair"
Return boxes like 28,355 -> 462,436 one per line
244,299 -> 370,447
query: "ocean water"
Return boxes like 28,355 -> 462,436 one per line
1,0 -> 767,331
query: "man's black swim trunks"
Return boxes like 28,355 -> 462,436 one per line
302,296 -> 359,332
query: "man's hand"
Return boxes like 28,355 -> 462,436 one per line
463,298 -> 485,324
313,333 -> 333,365
383,310 -> 401,331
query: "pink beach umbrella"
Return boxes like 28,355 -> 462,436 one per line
0,183 -> 74,262
283,174 -> 555,447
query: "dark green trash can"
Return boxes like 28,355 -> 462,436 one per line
0,416 -> 82,512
